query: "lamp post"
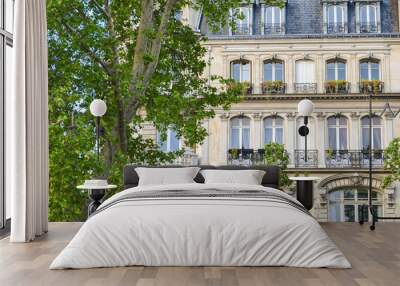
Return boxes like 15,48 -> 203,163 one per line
298,99 -> 315,162
89,99 -> 107,161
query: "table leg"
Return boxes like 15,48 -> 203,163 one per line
88,189 -> 106,216
296,180 -> 314,211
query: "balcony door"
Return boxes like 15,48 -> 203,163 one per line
361,116 -> 382,150
328,116 -> 348,150
296,60 -> 315,83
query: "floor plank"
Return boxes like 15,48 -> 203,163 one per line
0,222 -> 399,286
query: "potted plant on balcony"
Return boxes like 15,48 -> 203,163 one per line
325,80 -> 348,94
360,80 -> 383,94
227,81 -> 252,95
262,80 -> 284,94
326,148 -> 335,160
264,143 -> 290,188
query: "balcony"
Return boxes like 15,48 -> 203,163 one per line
261,81 -> 286,94
227,81 -> 253,95
325,150 -> 385,169
232,24 -> 251,35
324,81 -> 350,94
228,149 -> 265,166
263,23 -> 285,34
359,22 -> 378,33
294,83 -> 317,94
359,81 -> 384,94
326,23 -> 346,34
294,150 -> 318,168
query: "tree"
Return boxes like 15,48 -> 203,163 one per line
263,143 -> 290,188
47,0 -> 283,221
383,137 -> 400,188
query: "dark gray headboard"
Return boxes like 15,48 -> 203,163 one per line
123,165 -> 280,190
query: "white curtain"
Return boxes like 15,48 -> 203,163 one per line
9,0 -> 49,242
295,60 -> 315,83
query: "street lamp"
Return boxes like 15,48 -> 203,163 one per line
298,99 -> 314,162
90,99 -> 107,161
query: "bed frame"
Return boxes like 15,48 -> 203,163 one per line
123,165 -> 280,190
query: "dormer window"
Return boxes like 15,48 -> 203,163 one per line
230,6 -> 252,35
262,6 -> 285,34
356,2 -> 381,33
323,2 -> 348,34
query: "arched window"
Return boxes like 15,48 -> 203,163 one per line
157,128 -> 180,152
326,59 -> 346,81
264,116 -> 283,144
264,59 -> 284,82
361,115 -> 382,150
295,60 -> 316,93
328,116 -> 348,150
231,60 -> 251,82
230,117 -> 251,149
360,59 -> 380,81
328,188 -> 382,222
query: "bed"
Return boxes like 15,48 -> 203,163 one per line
50,165 -> 351,269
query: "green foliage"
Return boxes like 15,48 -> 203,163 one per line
263,143 -> 290,188
46,1 -> 290,221
383,138 -> 400,188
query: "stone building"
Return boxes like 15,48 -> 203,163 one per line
146,0 -> 400,222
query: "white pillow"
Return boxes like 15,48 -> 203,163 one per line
135,167 -> 200,186
200,169 -> 266,185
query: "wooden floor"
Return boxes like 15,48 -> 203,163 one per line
0,223 -> 399,286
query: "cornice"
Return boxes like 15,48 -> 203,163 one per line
244,93 -> 400,101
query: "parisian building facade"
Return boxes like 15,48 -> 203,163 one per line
144,0 -> 400,222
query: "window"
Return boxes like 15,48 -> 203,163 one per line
264,117 -> 283,145
328,116 -> 348,150
326,59 -> 346,81
157,129 -> 180,152
231,6 -> 250,35
1,0 -> 15,230
263,6 -> 284,34
361,116 -> 382,150
326,4 -> 346,33
295,60 -> 316,93
264,59 -> 284,82
230,117 -> 251,149
328,188 -> 382,222
231,60 -> 251,83
360,59 -> 380,81
359,3 -> 379,33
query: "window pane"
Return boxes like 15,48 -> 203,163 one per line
373,128 -> 381,149
242,117 -> 251,126
327,117 -> 336,126
344,205 -> 355,222
328,128 -> 337,149
264,128 -> 273,144
5,0 -> 15,33
327,63 -> 335,80
242,63 -> 250,82
329,202 -> 341,222
339,117 -> 347,126
169,130 -> 179,152
337,6 -> 343,23
275,128 -> 283,144
242,128 -> 250,148
264,63 -> 273,81
372,116 -> 381,125
275,117 -> 284,126
264,117 -> 273,127
358,205 -> 369,221
339,128 -> 347,149
328,6 -> 335,23
369,5 -> 376,24
275,63 -> 283,81
232,63 -> 240,81
265,7 -> 273,24
157,132 -> 168,152
360,6 -> 367,22
360,63 -> 369,80
358,189 -> 368,199
344,190 -> 355,199
362,127 -> 370,149
274,7 -> 281,23
370,63 -> 379,80
338,63 -> 346,80
230,128 -> 240,148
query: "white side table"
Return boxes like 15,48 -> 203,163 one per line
77,184 -> 117,216
289,177 -> 320,210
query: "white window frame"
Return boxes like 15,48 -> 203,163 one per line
263,117 -> 284,144
327,116 -> 348,150
263,60 -> 284,82
326,60 -> 346,81
360,60 -> 380,81
157,128 -> 181,152
261,5 -> 285,34
231,60 -> 251,83
324,3 -> 347,34
361,116 -> 383,150
356,2 -> 381,33
229,6 -> 252,35
230,117 -> 251,149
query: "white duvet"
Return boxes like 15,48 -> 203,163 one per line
50,183 -> 351,269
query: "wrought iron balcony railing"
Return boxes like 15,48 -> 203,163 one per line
294,83 -> 317,94
232,24 -> 251,35
294,150 -> 318,168
325,150 -> 385,169
359,22 -> 379,33
261,81 -> 286,94
326,23 -> 347,34
324,81 -> 350,94
359,81 -> 384,94
228,148 -> 264,166
263,23 -> 285,34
